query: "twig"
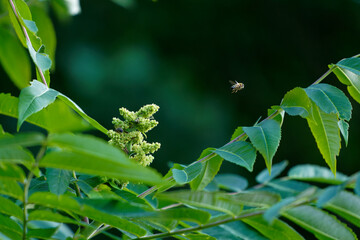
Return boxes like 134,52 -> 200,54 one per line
8,0 -> 48,87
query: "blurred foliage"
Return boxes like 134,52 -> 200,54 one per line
1,0 -> 360,182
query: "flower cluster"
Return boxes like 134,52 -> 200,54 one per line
108,104 -> 161,167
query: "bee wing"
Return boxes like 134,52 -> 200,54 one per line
229,80 -> 236,85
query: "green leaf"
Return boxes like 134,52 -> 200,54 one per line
268,106 -> 285,126
243,119 -> 281,173
57,94 -> 108,134
280,87 -> 312,119
336,57 -> 360,76
29,192 -> 148,237
27,227 -> 58,239
316,185 -> 342,208
17,80 -> 59,130
325,191 -> 360,227
0,195 -> 23,220
214,174 -> 248,192
28,210 -> 79,224
256,160 -> 288,183
332,62 -> 360,104
0,132 -> 45,148
0,146 -> 34,165
0,93 -> 91,132
338,119 -> 349,146
288,164 -> 348,184
0,179 -> 23,199
30,6 -> 57,68
305,83 -> 352,121
242,215 -> 304,240
231,127 -> 247,141
23,19 -> 38,33
156,208 -> 211,224
263,197 -> 296,223
213,141 -> 256,171
158,191 -> 244,216
283,205 -> 356,240
203,221 -> 268,240
7,0 -> 30,47
306,101 -> 341,175
46,168 -> 72,195
42,133 -> 163,185
27,39 -> 52,73
0,214 -> 22,240
0,27 -> 30,89
172,162 -> 203,184
190,148 -> 223,191
230,191 -> 280,207
356,174 -> 360,196
0,163 -> 25,181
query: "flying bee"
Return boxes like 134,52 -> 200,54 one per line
229,80 -> 244,93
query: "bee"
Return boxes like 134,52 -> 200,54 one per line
229,80 -> 244,93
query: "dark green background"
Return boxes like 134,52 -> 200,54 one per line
2,0 -> 360,181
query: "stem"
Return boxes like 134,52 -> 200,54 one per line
134,210 -> 264,240
22,145 -> 46,240
79,221 -> 104,240
8,0 -> 48,87
311,66 -> 335,85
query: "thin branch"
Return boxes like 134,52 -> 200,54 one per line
311,65 -> 336,85
134,210 -> 264,240
22,145 -> 46,240
8,0 -> 48,87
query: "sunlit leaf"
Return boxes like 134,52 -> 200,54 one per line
0,132 -> 45,148
0,214 -> 22,240
306,101 -> 341,175
283,205 -> 356,240
214,141 -> 256,171
280,87 -> 312,119
243,119 -> 281,173
0,179 -> 23,199
0,195 -> 23,220
0,163 -> 25,181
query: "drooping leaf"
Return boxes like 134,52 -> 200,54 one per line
213,141 -> 256,172
338,119 -> 349,146
46,168 -> 72,195
57,94 -> 108,134
316,185 -> 343,208
214,174 -> 248,192
0,195 -> 23,220
242,215 -> 304,240
306,101 -> 341,175
0,27 -> 31,89
29,192 -> 148,237
325,191 -> 360,227
172,162 -> 203,184
0,93 -> 91,132
288,164 -> 348,184
17,80 -> 58,130
243,119 -> 281,173
190,148 -> 223,191
256,160 -> 288,183
283,205 -> 356,240
280,87 -> 312,119
158,191 -> 244,216
305,83 -> 352,121
0,214 -> 22,240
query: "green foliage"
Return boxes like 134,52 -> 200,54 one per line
1,0 -> 360,239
